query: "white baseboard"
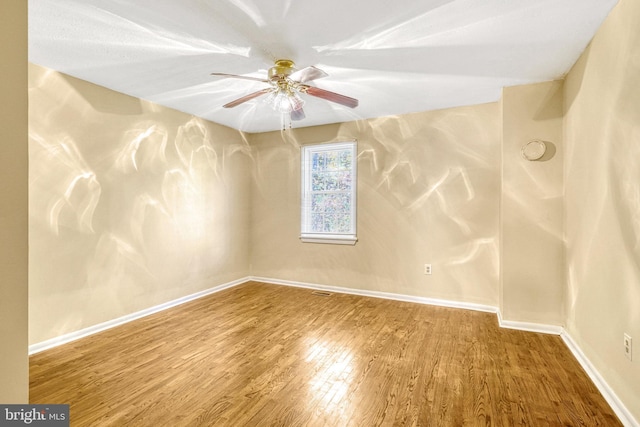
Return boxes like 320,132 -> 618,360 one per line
250,276 -> 498,314
29,275 -> 638,426
561,331 -> 638,427
28,277 -> 250,355
497,310 -> 564,335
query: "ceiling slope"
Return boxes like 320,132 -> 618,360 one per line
29,0 -> 618,133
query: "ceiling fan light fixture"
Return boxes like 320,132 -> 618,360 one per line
288,91 -> 305,111
274,91 -> 293,113
214,58 -> 357,118
264,84 -> 305,113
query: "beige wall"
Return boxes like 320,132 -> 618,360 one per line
249,81 -> 567,327
249,104 -> 501,305
564,0 -> 640,420
29,64 -> 252,344
501,81 -> 564,325
0,1 -> 29,402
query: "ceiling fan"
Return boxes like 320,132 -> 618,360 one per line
211,59 -> 358,121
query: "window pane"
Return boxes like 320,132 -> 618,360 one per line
339,150 -> 351,169
312,193 -> 351,214
311,172 -> 325,191
315,213 -> 352,233
337,171 -> 351,190
311,213 -> 324,233
336,213 -> 351,233
311,194 -> 325,213
311,171 -> 352,192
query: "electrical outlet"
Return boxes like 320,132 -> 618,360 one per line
624,334 -> 632,361
424,264 -> 432,275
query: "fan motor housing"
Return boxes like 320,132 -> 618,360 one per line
269,59 -> 296,80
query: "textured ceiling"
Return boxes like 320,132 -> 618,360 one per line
29,0 -> 618,133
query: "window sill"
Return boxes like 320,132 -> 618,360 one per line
300,234 -> 357,245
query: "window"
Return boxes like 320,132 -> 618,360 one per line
301,141 -> 357,245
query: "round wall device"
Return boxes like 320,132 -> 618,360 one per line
521,139 -> 547,161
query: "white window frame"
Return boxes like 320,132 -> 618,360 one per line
300,141 -> 357,245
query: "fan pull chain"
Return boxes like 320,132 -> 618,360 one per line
281,113 -> 292,132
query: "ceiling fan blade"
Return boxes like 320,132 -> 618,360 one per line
211,72 -> 269,83
289,66 -> 328,83
304,86 -> 359,108
223,88 -> 271,108
291,108 -> 306,121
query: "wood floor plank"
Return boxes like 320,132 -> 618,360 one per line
30,281 -> 622,426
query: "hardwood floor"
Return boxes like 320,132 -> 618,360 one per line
30,281 -> 621,426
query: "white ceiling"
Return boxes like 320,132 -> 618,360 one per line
29,0 -> 618,133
